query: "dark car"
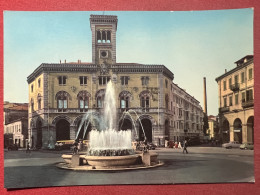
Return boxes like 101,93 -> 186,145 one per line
147,142 -> 157,150
187,138 -> 201,146
7,144 -> 18,151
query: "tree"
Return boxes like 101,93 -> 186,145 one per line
203,112 -> 209,135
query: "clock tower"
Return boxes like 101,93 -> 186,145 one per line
90,15 -> 118,65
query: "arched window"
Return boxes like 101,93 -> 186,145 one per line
97,30 -> 101,43
55,91 -> 71,112
119,91 -> 132,110
77,91 -> 91,112
95,89 -> 105,108
37,94 -> 42,110
102,31 -> 106,43
107,31 -> 111,43
38,79 -> 41,88
139,90 -> 151,112
31,98 -> 34,112
165,94 -> 169,110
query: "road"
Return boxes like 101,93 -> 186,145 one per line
4,146 -> 254,189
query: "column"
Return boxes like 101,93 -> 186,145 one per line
242,124 -> 247,144
229,125 -> 234,142
70,125 -> 77,140
42,126 -> 49,149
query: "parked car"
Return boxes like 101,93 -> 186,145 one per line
240,143 -> 254,150
222,141 -> 241,149
55,140 -> 74,150
187,137 -> 201,146
7,144 -> 18,151
147,142 -> 157,150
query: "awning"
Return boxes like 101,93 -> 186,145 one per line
234,129 -> 242,132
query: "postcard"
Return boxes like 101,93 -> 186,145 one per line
3,10 -> 254,189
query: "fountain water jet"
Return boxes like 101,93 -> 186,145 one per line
59,80 -> 162,170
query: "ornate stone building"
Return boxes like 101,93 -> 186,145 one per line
216,55 -> 254,144
27,15 -> 203,148
4,102 -> 28,148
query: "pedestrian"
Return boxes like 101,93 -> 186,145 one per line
165,140 -> 168,148
78,140 -> 83,152
73,140 -> 79,154
26,142 -> 30,153
175,142 -> 178,149
183,140 -> 188,154
143,138 -> 148,152
178,141 -> 182,149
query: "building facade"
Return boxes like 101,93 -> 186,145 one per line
4,102 -> 28,124
4,118 -> 28,148
27,15 -> 204,149
207,115 -> 219,140
216,55 -> 254,144
4,102 -> 28,148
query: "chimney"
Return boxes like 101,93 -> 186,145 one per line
65,60 -> 66,64
203,77 -> 208,116
60,60 -> 61,64
225,69 -> 227,73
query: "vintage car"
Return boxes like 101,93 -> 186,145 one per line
7,144 -> 18,151
55,140 -> 89,150
240,143 -> 254,150
222,141 -> 241,149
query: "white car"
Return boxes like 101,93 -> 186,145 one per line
222,141 -> 241,149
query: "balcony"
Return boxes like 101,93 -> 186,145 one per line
185,116 -> 190,121
117,108 -> 129,113
219,107 -> 230,113
242,99 -> 254,108
141,108 -> 150,112
230,83 -> 240,92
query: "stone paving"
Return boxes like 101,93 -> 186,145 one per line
4,146 -> 254,189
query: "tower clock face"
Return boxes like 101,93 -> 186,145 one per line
100,50 -> 108,58
101,51 -> 107,57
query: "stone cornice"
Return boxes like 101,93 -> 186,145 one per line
215,58 -> 254,82
27,63 -> 98,83
27,63 -> 174,83
90,15 -> 118,30
111,64 -> 174,80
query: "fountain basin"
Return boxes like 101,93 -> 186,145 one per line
84,154 -> 140,167
61,154 -> 87,165
59,151 -> 163,171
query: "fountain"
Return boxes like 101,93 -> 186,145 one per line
58,81 -> 163,171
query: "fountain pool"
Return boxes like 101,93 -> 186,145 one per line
58,81 -> 163,171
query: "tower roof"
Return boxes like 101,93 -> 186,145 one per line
90,15 -> 118,29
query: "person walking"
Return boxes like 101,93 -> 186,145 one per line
73,140 -> 79,154
78,140 -> 83,152
165,140 -> 168,148
178,141 -> 182,149
26,142 -> 30,153
183,140 -> 188,154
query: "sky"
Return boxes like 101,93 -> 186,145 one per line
4,10 -> 253,115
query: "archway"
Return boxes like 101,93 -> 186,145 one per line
56,119 -> 70,141
139,119 -> 152,142
119,118 -> 132,130
223,119 -> 230,143
233,118 -> 242,143
165,120 -> 170,141
36,120 -> 42,148
247,116 -> 254,143
76,120 -> 92,140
